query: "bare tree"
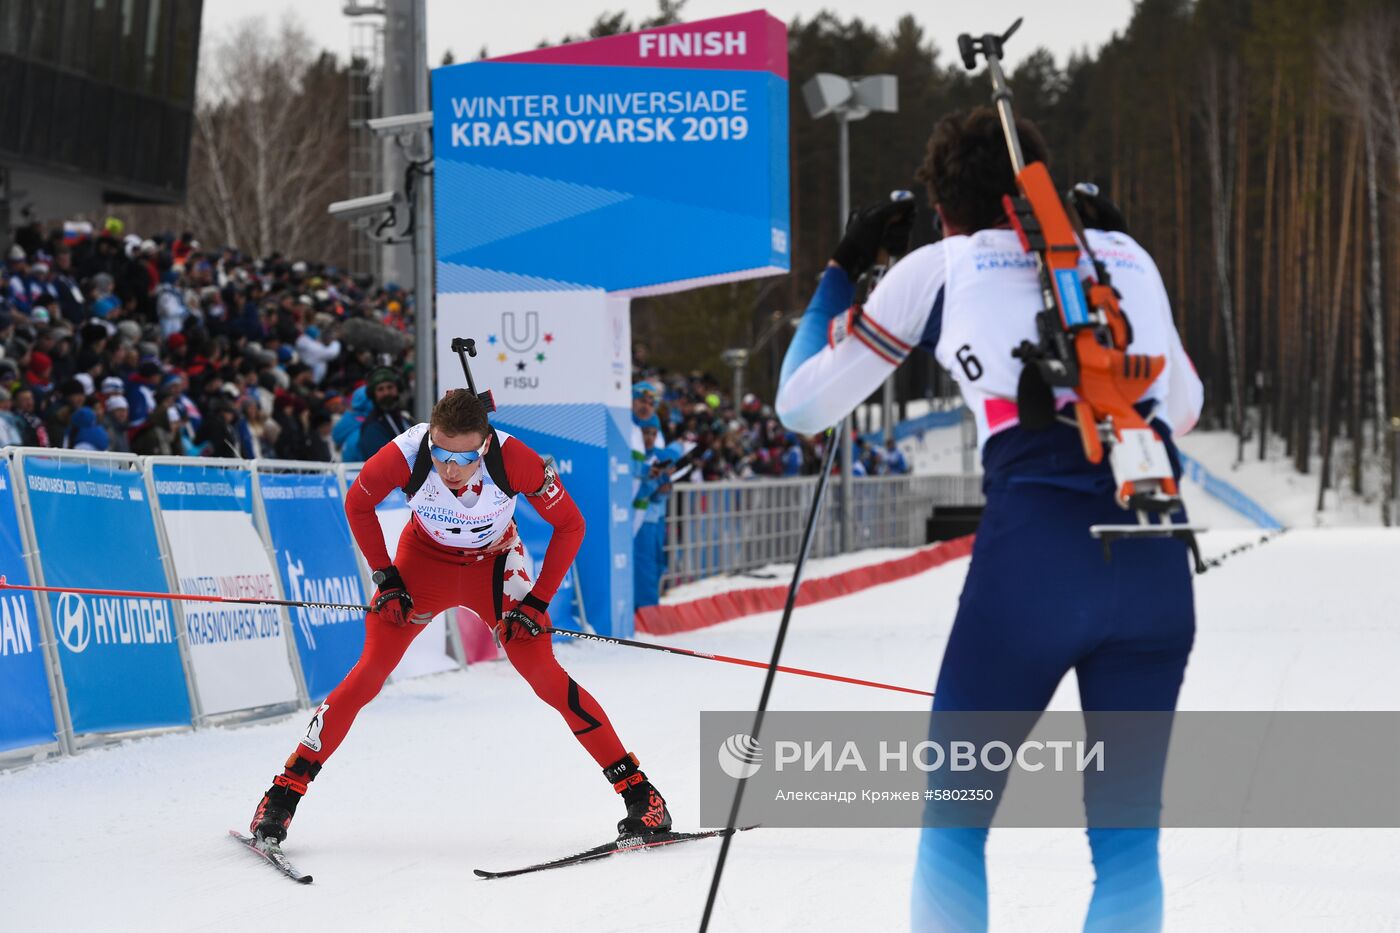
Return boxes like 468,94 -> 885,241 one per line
111,16 -> 351,265
1197,49 -> 1246,462
192,16 -> 349,260
1319,13 -> 1393,458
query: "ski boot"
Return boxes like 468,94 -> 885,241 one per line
603,753 -> 672,837
250,755 -> 320,843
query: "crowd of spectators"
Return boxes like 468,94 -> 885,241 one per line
0,217 -> 911,480
631,354 -> 908,482
1,218 -> 418,462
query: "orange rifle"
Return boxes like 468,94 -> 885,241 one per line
956,20 -> 1205,569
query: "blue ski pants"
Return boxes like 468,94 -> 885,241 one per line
912,480 -> 1195,932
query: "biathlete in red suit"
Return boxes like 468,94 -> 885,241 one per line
249,389 -> 670,844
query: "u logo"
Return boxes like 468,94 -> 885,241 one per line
501,311 -> 540,353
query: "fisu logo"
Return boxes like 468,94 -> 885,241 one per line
495,311 -> 552,391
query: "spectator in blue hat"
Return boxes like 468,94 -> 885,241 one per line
631,410 -> 675,610
51,247 -> 85,325
6,246 -> 32,314
156,269 -> 188,337
881,436 -> 909,475
781,432 -> 805,476
630,382 -> 663,517
63,405 -> 109,452
125,360 -> 164,429
295,322 -> 341,384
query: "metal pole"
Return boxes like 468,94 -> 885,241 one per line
962,406 -> 977,474
142,459 -> 207,728
882,375 -> 896,447
249,462 -> 312,709
1390,417 -> 1400,527
410,0 -> 435,420
9,451 -> 76,758
983,54 -> 1027,174
379,0 -> 414,286
836,113 -> 854,553
413,167 -> 435,420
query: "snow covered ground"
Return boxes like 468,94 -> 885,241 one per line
3,525 -> 1399,932
897,416 -> 977,477
1176,431 -> 1386,529
660,544 -> 927,604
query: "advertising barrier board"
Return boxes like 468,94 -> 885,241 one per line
22,454 -> 191,734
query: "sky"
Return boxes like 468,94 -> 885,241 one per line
199,1 -> 1136,72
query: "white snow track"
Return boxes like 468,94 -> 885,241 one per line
2,530 -> 1398,931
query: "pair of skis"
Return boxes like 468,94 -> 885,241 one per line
230,825 -> 756,884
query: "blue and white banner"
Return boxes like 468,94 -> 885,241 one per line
1177,452 -> 1285,530
433,13 -> 790,639
259,471 -> 366,702
0,461 -> 57,753
150,463 -> 299,715
437,291 -> 633,638
23,455 -> 191,734
434,11 -> 789,293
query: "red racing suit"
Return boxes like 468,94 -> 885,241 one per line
287,423 -> 627,770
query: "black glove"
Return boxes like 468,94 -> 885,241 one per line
497,594 -> 548,644
370,566 -> 413,627
832,196 -> 917,280
1069,182 -> 1128,234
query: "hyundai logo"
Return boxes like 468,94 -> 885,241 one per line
54,591 -> 90,653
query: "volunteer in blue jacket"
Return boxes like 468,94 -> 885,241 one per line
629,382 -> 669,608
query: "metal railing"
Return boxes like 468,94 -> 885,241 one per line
660,473 -> 983,592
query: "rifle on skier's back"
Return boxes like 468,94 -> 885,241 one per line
958,20 -> 1205,569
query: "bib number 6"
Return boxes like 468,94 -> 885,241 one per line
955,344 -> 984,381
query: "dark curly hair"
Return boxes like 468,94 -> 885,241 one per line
915,107 -> 1050,233
430,388 -> 490,438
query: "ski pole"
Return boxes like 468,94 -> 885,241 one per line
0,576 -> 367,614
701,192 -> 918,930
700,420 -> 844,932
0,576 -> 933,699
556,627 -> 932,698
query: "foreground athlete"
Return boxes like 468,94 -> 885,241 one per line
777,108 -> 1202,932
249,388 -> 670,844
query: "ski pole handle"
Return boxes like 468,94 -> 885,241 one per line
957,19 -> 1027,172
450,336 -> 495,412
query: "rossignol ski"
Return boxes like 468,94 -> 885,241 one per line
228,829 -> 313,884
474,826 -> 757,879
